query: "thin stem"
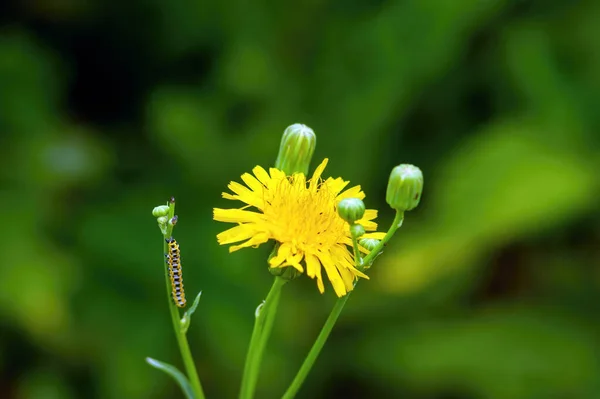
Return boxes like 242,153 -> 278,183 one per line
163,203 -> 205,399
350,227 -> 363,268
361,211 -> 404,268
239,277 -> 287,399
282,211 -> 404,399
282,293 -> 350,399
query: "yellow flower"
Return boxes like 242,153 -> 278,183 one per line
213,158 -> 385,297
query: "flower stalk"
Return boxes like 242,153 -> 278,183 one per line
239,277 -> 287,399
162,199 -> 205,399
281,210 -> 404,399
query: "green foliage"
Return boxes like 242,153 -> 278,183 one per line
1,0 -> 599,398
146,358 -> 196,399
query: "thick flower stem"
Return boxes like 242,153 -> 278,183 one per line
239,277 -> 287,399
282,211 -> 404,399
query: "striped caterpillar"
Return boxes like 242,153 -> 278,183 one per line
165,237 -> 186,308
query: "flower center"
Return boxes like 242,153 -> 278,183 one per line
263,177 -> 346,251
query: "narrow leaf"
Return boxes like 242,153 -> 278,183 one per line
181,291 -> 202,334
146,357 -> 195,399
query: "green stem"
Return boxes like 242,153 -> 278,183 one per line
239,277 -> 287,399
282,211 -> 404,399
163,239 -> 205,399
162,202 -> 205,399
350,227 -> 363,268
281,293 -> 350,399
361,211 -> 404,269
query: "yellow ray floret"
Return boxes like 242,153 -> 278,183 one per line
213,158 -> 385,297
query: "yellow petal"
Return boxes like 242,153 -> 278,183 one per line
359,220 -> 378,230
213,208 -> 262,223
337,266 -> 355,293
316,250 -> 347,297
362,232 -> 386,240
226,181 -> 263,208
241,172 -> 265,193
361,209 -> 378,221
216,224 -> 255,245
309,159 -> 329,191
269,167 -> 287,181
229,233 -> 269,252
281,261 -> 304,272
292,173 -> 306,188
269,243 -> 291,267
337,185 -> 365,201
286,251 -> 304,270
323,177 -> 349,196
305,253 -> 319,278
252,165 -> 271,186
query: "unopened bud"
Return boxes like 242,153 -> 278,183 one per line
274,123 -> 316,175
152,205 -> 170,217
359,238 -> 380,251
337,198 -> 366,224
350,223 -> 365,238
386,164 -> 423,212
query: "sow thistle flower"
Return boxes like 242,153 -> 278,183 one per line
147,122 -> 424,399
213,158 -> 385,297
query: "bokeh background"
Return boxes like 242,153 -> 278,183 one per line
2,0 -> 600,398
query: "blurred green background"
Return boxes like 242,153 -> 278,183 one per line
1,0 -> 600,398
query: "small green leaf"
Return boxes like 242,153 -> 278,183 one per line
180,291 -> 202,334
146,357 -> 195,399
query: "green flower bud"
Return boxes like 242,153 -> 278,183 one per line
152,205 -> 170,217
386,164 -> 423,212
350,223 -> 365,238
337,198 -> 366,224
274,123 -> 316,175
157,216 -> 168,235
359,238 -> 380,251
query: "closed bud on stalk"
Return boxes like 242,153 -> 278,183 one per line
386,164 -> 423,212
152,205 -> 170,217
337,198 -> 366,224
274,123 -> 316,175
359,238 -> 380,251
350,223 -> 365,238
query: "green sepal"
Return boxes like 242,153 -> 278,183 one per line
146,357 -> 196,399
